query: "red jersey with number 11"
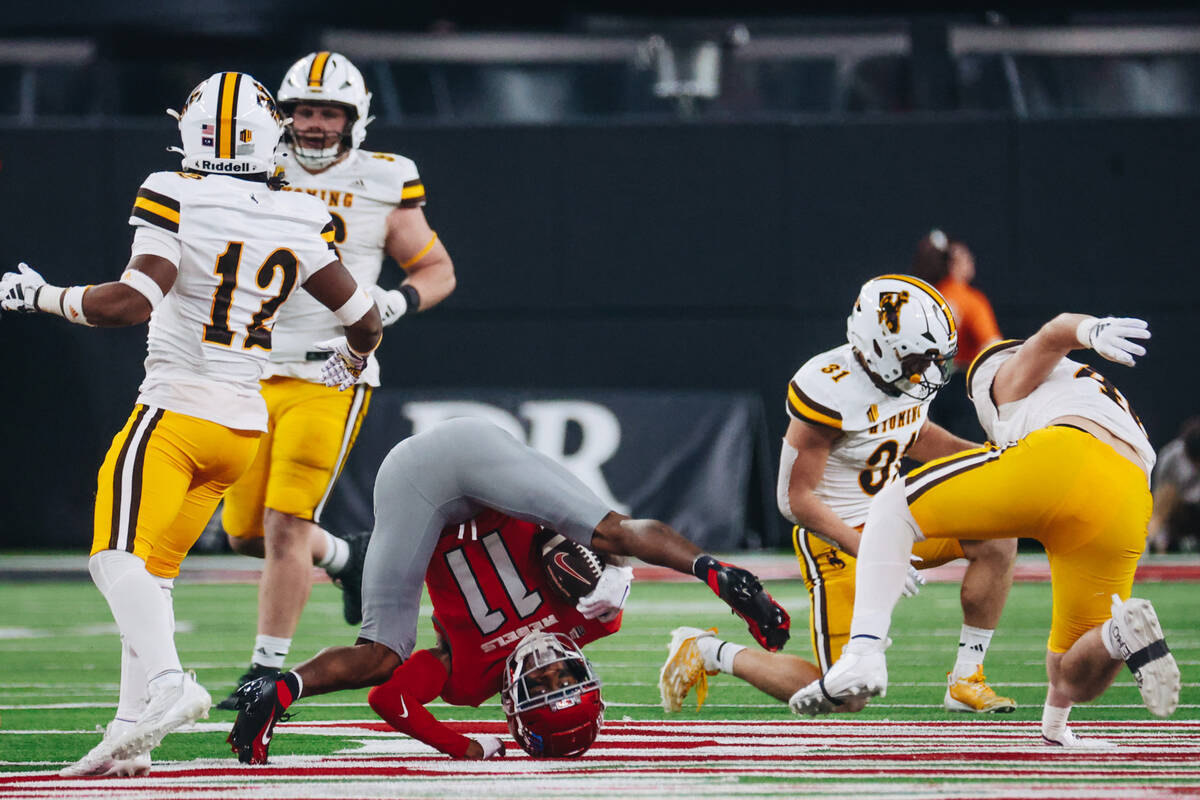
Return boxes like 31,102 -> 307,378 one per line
426,508 -> 621,707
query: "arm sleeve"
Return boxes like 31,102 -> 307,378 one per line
130,225 -> 182,265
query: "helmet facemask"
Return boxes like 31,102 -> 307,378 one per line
501,632 -> 604,758
281,101 -> 356,170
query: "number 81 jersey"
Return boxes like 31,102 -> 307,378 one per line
785,342 -> 934,528
129,171 -> 339,431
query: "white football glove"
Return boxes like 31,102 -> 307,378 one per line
473,734 -> 506,759
1076,316 -> 1150,367
0,262 -> 47,313
902,554 -> 925,598
576,564 -> 633,623
370,285 -> 409,327
314,337 -> 370,391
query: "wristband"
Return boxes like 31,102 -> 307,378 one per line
398,283 -> 421,313
35,284 -> 94,326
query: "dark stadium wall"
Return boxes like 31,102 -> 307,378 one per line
0,116 -> 1195,548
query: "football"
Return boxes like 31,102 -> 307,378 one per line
540,532 -> 604,600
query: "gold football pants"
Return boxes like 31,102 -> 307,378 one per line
905,425 -> 1150,653
794,525 -> 964,670
92,405 -> 261,579
222,376 -> 371,539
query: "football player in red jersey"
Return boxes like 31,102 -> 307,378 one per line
366,511 -> 621,758
228,418 -> 791,763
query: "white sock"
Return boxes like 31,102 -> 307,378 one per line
1041,703 -> 1071,739
115,636 -> 149,722
1099,619 -> 1122,660
952,625 -> 995,679
252,635 -> 292,669
89,551 -> 182,680
696,635 -> 745,674
848,481 -> 918,643
317,529 -> 350,574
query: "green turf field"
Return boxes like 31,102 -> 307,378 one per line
2,572 -> 1197,798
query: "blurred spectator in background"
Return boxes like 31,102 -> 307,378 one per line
911,229 -> 1002,439
1148,417 -> 1200,553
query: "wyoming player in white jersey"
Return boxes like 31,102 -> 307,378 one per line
659,276 -> 1016,715
790,314 -> 1181,745
218,52 -> 456,709
0,72 -> 382,777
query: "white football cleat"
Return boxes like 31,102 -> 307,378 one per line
110,671 -> 211,760
1041,727 -> 1115,748
60,719 -> 151,777
789,639 -> 888,716
1108,594 -> 1181,719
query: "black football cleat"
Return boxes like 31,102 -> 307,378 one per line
705,562 -> 791,652
227,676 -> 294,765
216,663 -> 281,711
331,531 -> 371,626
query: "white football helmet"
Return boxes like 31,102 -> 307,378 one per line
277,51 -> 374,169
846,274 -> 958,400
167,72 -> 286,176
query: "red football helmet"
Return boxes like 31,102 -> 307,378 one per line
501,631 -> 604,758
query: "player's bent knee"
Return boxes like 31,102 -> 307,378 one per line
961,537 -> 1017,564
866,480 -> 923,543
226,533 -> 264,557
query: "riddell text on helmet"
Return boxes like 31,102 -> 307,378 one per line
197,159 -> 255,172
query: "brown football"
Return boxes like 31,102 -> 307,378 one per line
540,532 -> 604,600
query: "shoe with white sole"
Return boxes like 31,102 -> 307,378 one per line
1108,594 -> 1181,719
659,626 -> 719,712
789,638 -> 888,716
944,666 -> 1017,713
109,671 -> 211,760
60,719 -> 151,777
1041,726 -> 1115,748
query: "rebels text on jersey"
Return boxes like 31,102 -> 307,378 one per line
426,509 -> 620,708
786,342 -> 934,529
128,171 -> 338,431
266,148 -> 425,384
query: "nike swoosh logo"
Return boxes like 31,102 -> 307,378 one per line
554,552 -> 589,584
397,696 -> 409,718
260,728 -> 272,746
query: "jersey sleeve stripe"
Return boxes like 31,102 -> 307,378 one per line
131,200 -> 180,233
787,381 -> 843,430
400,181 -> 426,208
964,338 -> 1024,399
136,187 -> 180,214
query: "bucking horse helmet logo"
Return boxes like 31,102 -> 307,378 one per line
877,290 -> 910,334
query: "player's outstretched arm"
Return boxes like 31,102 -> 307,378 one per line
591,513 -> 791,651
0,255 -> 176,327
993,313 -> 1149,405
